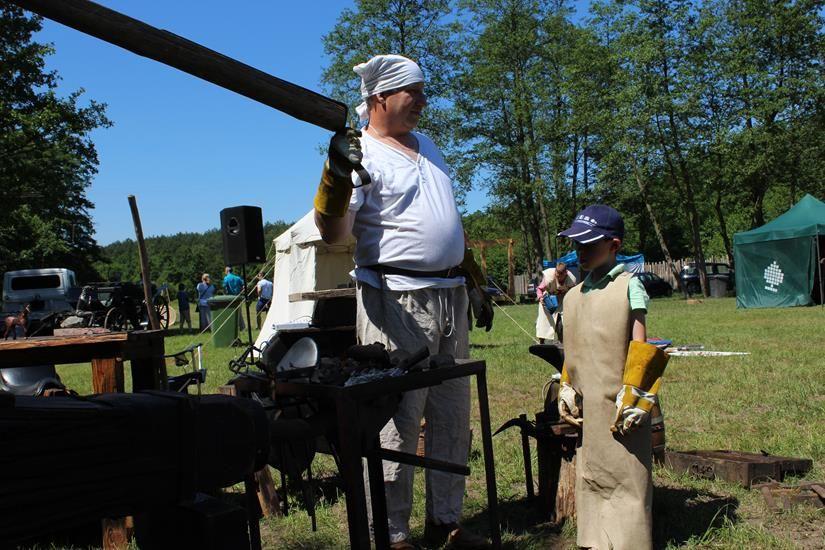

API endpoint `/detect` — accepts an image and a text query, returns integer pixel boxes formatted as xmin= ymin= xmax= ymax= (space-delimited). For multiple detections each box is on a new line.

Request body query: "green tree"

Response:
xmin=0 ymin=6 xmax=111 ymax=281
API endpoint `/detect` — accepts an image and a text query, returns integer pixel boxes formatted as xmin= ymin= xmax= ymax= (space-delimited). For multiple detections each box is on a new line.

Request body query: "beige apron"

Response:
xmin=563 ymin=272 xmax=652 ymax=550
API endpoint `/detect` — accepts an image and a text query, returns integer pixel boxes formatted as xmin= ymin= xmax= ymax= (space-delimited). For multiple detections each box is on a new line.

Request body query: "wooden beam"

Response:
xmin=288 ymin=288 xmax=356 ymax=302
xmin=128 ymin=195 xmax=159 ymax=331
xmin=507 ymin=239 xmax=515 ymax=298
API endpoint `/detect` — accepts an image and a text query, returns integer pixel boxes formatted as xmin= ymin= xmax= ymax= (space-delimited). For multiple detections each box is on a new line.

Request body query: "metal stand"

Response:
xmin=241 ymin=264 xmax=254 ymax=345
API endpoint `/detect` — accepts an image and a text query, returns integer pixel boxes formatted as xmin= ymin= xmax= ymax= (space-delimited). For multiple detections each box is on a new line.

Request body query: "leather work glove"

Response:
xmin=468 ymin=286 xmax=494 ymax=332
xmin=611 ymin=340 xmax=669 ymax=435
xmin=558 ymin=365 xmax=583 ymax=428
xmin=313 ymin=128 xmax=364 ymax=217
xmin=461 ymin=248 xmax=494 ymax=331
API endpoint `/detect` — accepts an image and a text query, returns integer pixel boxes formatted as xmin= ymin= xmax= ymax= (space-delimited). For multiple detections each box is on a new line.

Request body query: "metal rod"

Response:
xmin=373 ymin=448 xmax=471 ymax=476
xmin=816 ymin=235 xmax=823 ymax=307
xmin=519 ymin=414 xmax=535 ymax=500
xmin=476 ymin=369 xmax=502 ymax=548
xmin=242 ymin=264 xmax=254 ymax=347
xmin=8 ymin=0 xmax=348 ymax=131
xmin=244 ymin=475 xmax=262 ymax=550
xmin=367 ymin=438 xmax=390 ymax=550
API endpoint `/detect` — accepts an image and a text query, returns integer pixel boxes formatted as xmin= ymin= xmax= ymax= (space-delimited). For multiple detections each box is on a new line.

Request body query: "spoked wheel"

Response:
xmin=104 ymin=308 xmax=127 ymax=331
xmin=154 ymin=302 xmax=170 ymax=330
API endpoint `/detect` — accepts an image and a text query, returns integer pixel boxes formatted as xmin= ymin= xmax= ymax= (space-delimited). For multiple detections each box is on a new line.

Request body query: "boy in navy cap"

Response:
xmin=556 ymin=205 xmax=668 ymax=550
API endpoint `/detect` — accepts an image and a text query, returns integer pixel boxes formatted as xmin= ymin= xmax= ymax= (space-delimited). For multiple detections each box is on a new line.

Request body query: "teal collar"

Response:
xmin=582 ymin=263 xmax=626 ymax=289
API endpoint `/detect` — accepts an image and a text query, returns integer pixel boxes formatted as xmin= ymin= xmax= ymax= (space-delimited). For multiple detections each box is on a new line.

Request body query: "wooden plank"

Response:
xmin=54 ymin=327 xmax=112 ymax=337
xmin=8 ymin=0 xmax=348 ymax=132
xmin=289 ymin=288 xmax=356 ymax=302
xmin=128 ymin=195 xmax=159 ymax=331
xmin=92 ymin=357 xmax=125 ymax=393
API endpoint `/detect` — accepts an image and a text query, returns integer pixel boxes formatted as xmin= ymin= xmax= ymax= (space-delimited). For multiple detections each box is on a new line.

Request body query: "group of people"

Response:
xmin=313 ymin=54 xmax=667 ymax=549
xmin=174 ymin=267 xmax=273 ymax=332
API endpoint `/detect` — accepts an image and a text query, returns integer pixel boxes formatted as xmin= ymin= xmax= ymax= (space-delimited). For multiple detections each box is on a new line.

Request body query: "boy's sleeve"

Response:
xmin=628 ymin=276 xmax=650 ymax=311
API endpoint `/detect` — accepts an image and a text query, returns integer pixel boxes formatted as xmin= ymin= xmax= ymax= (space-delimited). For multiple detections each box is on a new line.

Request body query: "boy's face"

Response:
xmin=576 ymin=237 xmax=621 ymax=271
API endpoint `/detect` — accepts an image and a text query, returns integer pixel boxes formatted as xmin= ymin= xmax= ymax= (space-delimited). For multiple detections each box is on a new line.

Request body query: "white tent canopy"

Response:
xmin=254 ymin=210 xmax=355 ymax=349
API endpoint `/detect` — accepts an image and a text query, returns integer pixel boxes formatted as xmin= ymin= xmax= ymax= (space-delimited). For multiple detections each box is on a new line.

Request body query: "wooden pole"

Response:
xmin=479 ymin=246 xmax=488 ymax=280
xmin=7 ymin=0 xmax=347 ymax=132
xmin=128 ymin=195 xmax=159 ymax=330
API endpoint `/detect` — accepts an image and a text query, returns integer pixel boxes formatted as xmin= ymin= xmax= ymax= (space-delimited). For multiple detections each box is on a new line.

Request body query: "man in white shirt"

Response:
xmin=314 ymin=54 xmax=491 ymax=549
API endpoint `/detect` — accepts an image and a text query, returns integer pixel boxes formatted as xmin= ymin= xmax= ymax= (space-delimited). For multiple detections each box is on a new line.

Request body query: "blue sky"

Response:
xmin=34 ymin=0 xmax=588 ymax=244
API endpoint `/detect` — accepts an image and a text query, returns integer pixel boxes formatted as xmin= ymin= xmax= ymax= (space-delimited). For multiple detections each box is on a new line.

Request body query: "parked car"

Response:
xmin=635 ymin=272 xmax=673 ymax=298
xmin=2 ymin=268 xmax=81 ymax=336
xmin=680 ymin=262 xmax=735 ymax=294
xmin=484 ymin=276 xmax=507 ymax=302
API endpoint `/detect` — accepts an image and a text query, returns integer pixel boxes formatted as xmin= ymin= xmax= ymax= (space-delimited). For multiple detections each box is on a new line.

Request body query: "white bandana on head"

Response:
xmin=353 ymin=54 xmax=425 ymax=122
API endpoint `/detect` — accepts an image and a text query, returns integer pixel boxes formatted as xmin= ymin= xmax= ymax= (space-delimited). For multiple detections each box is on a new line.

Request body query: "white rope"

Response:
xmin=482 ymin=276 xmax=538 ymax=344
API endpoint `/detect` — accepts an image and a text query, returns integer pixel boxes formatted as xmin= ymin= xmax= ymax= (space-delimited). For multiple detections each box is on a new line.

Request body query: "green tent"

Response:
xmin=733 ymin=194 xmax=825 ymax=308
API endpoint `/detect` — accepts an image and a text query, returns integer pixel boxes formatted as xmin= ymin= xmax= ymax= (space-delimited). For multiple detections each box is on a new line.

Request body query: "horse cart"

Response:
xmin=61 ymin=282 xmax=171 ymax=331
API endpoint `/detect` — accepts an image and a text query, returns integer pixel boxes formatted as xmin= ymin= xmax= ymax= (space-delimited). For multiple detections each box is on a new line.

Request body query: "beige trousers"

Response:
xmin=356 ymin=281 xmax=470 ymax=543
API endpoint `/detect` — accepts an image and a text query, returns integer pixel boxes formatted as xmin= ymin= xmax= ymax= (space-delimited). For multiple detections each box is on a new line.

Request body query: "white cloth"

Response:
xmin=353 ymin=54 xmax=425 ymax=122
xmin=348 ymin=131 xmax=465 ymax=291
xmin=256 ymin=278 xmax=273 ymax=300
xmin=356 ymin=282 xmax=470 ymax=544
xmin=535 ymin=268 xmax=576 ymax=340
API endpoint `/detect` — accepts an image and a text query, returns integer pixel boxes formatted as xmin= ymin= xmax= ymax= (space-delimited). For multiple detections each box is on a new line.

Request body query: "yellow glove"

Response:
xmin=313 ymin=128 xmax=363 ymax=217
xmin=558 ymin=365 xmax=582 ymax=427
xmin=611 ymin=341 xmax=669 ymax=435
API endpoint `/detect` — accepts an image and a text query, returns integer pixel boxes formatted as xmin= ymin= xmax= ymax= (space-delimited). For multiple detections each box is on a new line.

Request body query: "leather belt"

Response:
xmin=364 ymin=264 xmax=463 ymax=279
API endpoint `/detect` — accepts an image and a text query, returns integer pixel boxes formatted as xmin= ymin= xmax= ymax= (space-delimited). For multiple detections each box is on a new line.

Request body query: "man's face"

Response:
xmin=556 ymin=266 xmax=567 ymax=280
xmin=382 ymin=82 xmax=427 ymax=131
xmin=576 ymin=238 xmax=620 ymax=271
xmin=225 ymin=267 xmax=231 ymax=275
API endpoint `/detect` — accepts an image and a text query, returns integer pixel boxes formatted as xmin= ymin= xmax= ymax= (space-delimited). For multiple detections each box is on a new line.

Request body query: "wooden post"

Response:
xmin=507 ymin=239 xmax=515 ymax=298
xmin=91 ymin=357 xmax=125 ymax=393
xmin=479 ymin=245 xmax=488 ymax=280
xmin=127 ymin=195 xmax=159 ymax=330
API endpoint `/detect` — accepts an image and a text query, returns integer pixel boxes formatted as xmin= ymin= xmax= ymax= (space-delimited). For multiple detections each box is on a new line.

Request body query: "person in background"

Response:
xmin=535 ymin=262 xmax=576 ymax=343
xmin=196 ymin=273 xmax=215 ymax=331
xmin=176 ymin=283 xmax=192 ymax=332
xmin=255 ymin=272 xmax=273 ymax=329
xmin=222 ymin=266 xmax=246 ymax=331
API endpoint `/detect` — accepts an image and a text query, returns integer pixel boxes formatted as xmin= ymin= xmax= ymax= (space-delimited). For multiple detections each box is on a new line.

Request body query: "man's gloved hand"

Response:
xmin=313 ymin=128 xmax=363 ymax=217
xmin=611 ymin=341 xmax=669 ymax=435
xmin=461 ymin=248 xmax=494 ymax=331
xmin=558 ymin=365 xmax=583 ymax=427
xmin=468 ymin=286 xmax=494 ymax=332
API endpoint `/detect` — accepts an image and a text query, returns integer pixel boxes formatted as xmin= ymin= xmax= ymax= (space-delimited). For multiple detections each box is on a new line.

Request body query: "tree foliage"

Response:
xmin=0 ymin=6 xmax=111 ymax=281
xmin=322 ymin=0 xmax=824 ymax=295
xmin=95 ymin=221 xmax=291 ymax=292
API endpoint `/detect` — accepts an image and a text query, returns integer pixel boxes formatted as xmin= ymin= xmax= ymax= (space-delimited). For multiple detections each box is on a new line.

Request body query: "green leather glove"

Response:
xmin=314 ymin=128 xmax=364 ymax=217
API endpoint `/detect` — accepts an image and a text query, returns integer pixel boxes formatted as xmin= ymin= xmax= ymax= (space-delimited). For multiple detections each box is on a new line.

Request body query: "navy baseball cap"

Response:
xmin=558 ymin=204 xmax=625 ymax=243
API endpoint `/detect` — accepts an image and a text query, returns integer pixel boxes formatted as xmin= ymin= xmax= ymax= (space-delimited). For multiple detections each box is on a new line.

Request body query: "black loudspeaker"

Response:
xmin=220 ymin=206 xmax=266 ymax=265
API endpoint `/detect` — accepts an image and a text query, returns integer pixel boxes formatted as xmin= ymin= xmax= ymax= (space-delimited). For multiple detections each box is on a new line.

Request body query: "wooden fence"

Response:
xmin=643 ymin=256 xmax=729 ymax=289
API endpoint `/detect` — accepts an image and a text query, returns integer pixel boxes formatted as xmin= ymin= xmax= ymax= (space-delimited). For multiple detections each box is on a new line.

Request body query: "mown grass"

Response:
xmin=52 ymin=298 xmax=825 ymax=549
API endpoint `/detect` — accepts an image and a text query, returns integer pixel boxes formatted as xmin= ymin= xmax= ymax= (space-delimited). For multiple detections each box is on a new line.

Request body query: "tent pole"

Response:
xmin=817 ymin=235 xmax=823 ymax=307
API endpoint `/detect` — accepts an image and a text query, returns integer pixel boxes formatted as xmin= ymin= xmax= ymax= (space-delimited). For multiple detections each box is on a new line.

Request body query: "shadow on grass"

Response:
xmin=454 ymin=496 xmax=569 ymax=549
xmin=653 ymin=484 xmax=738 ymax=549
xmin=470 ymin=343 xmax=506 ymax=349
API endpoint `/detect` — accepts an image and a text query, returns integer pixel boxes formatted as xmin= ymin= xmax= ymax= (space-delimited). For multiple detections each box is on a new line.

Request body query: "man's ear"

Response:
xmin=611 ymin=238 xmax=622 ymax=253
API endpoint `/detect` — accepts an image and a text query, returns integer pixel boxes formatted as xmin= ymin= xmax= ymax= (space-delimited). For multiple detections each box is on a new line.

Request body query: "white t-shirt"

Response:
xmin=348 ymin=131 xmax=465 ymax=291
xmin=256 ymin=278 xmax=273 ymax=300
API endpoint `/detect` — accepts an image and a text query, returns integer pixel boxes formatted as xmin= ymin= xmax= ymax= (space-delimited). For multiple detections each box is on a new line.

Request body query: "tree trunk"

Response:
xmin=632 ymin=158 xmax=684 ymax=294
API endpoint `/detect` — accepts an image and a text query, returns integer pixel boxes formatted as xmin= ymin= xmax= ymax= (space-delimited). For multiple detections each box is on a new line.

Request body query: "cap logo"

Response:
xmin=576 ymin=214 xmax=598 ymax=227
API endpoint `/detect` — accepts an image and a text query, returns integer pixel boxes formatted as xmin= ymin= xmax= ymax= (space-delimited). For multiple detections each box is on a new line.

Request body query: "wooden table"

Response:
xmin=0 ymin=329 xmax=167 ymax=548
xmin=274 ymin=359 xmax=501 ymax=549
xmin=0 ymin=330 xmax=167 ymax=393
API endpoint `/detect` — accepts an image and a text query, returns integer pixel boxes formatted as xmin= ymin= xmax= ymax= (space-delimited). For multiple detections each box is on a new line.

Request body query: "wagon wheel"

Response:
xmin=104 ymin=308 xmax=127 ymax=331
xmin=154 ymin=302 xmax=170 ymax=330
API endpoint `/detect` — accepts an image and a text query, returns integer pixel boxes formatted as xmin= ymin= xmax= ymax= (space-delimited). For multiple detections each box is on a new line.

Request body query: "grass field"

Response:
xmin=53 ymin=298 xmax=825 ymax=549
